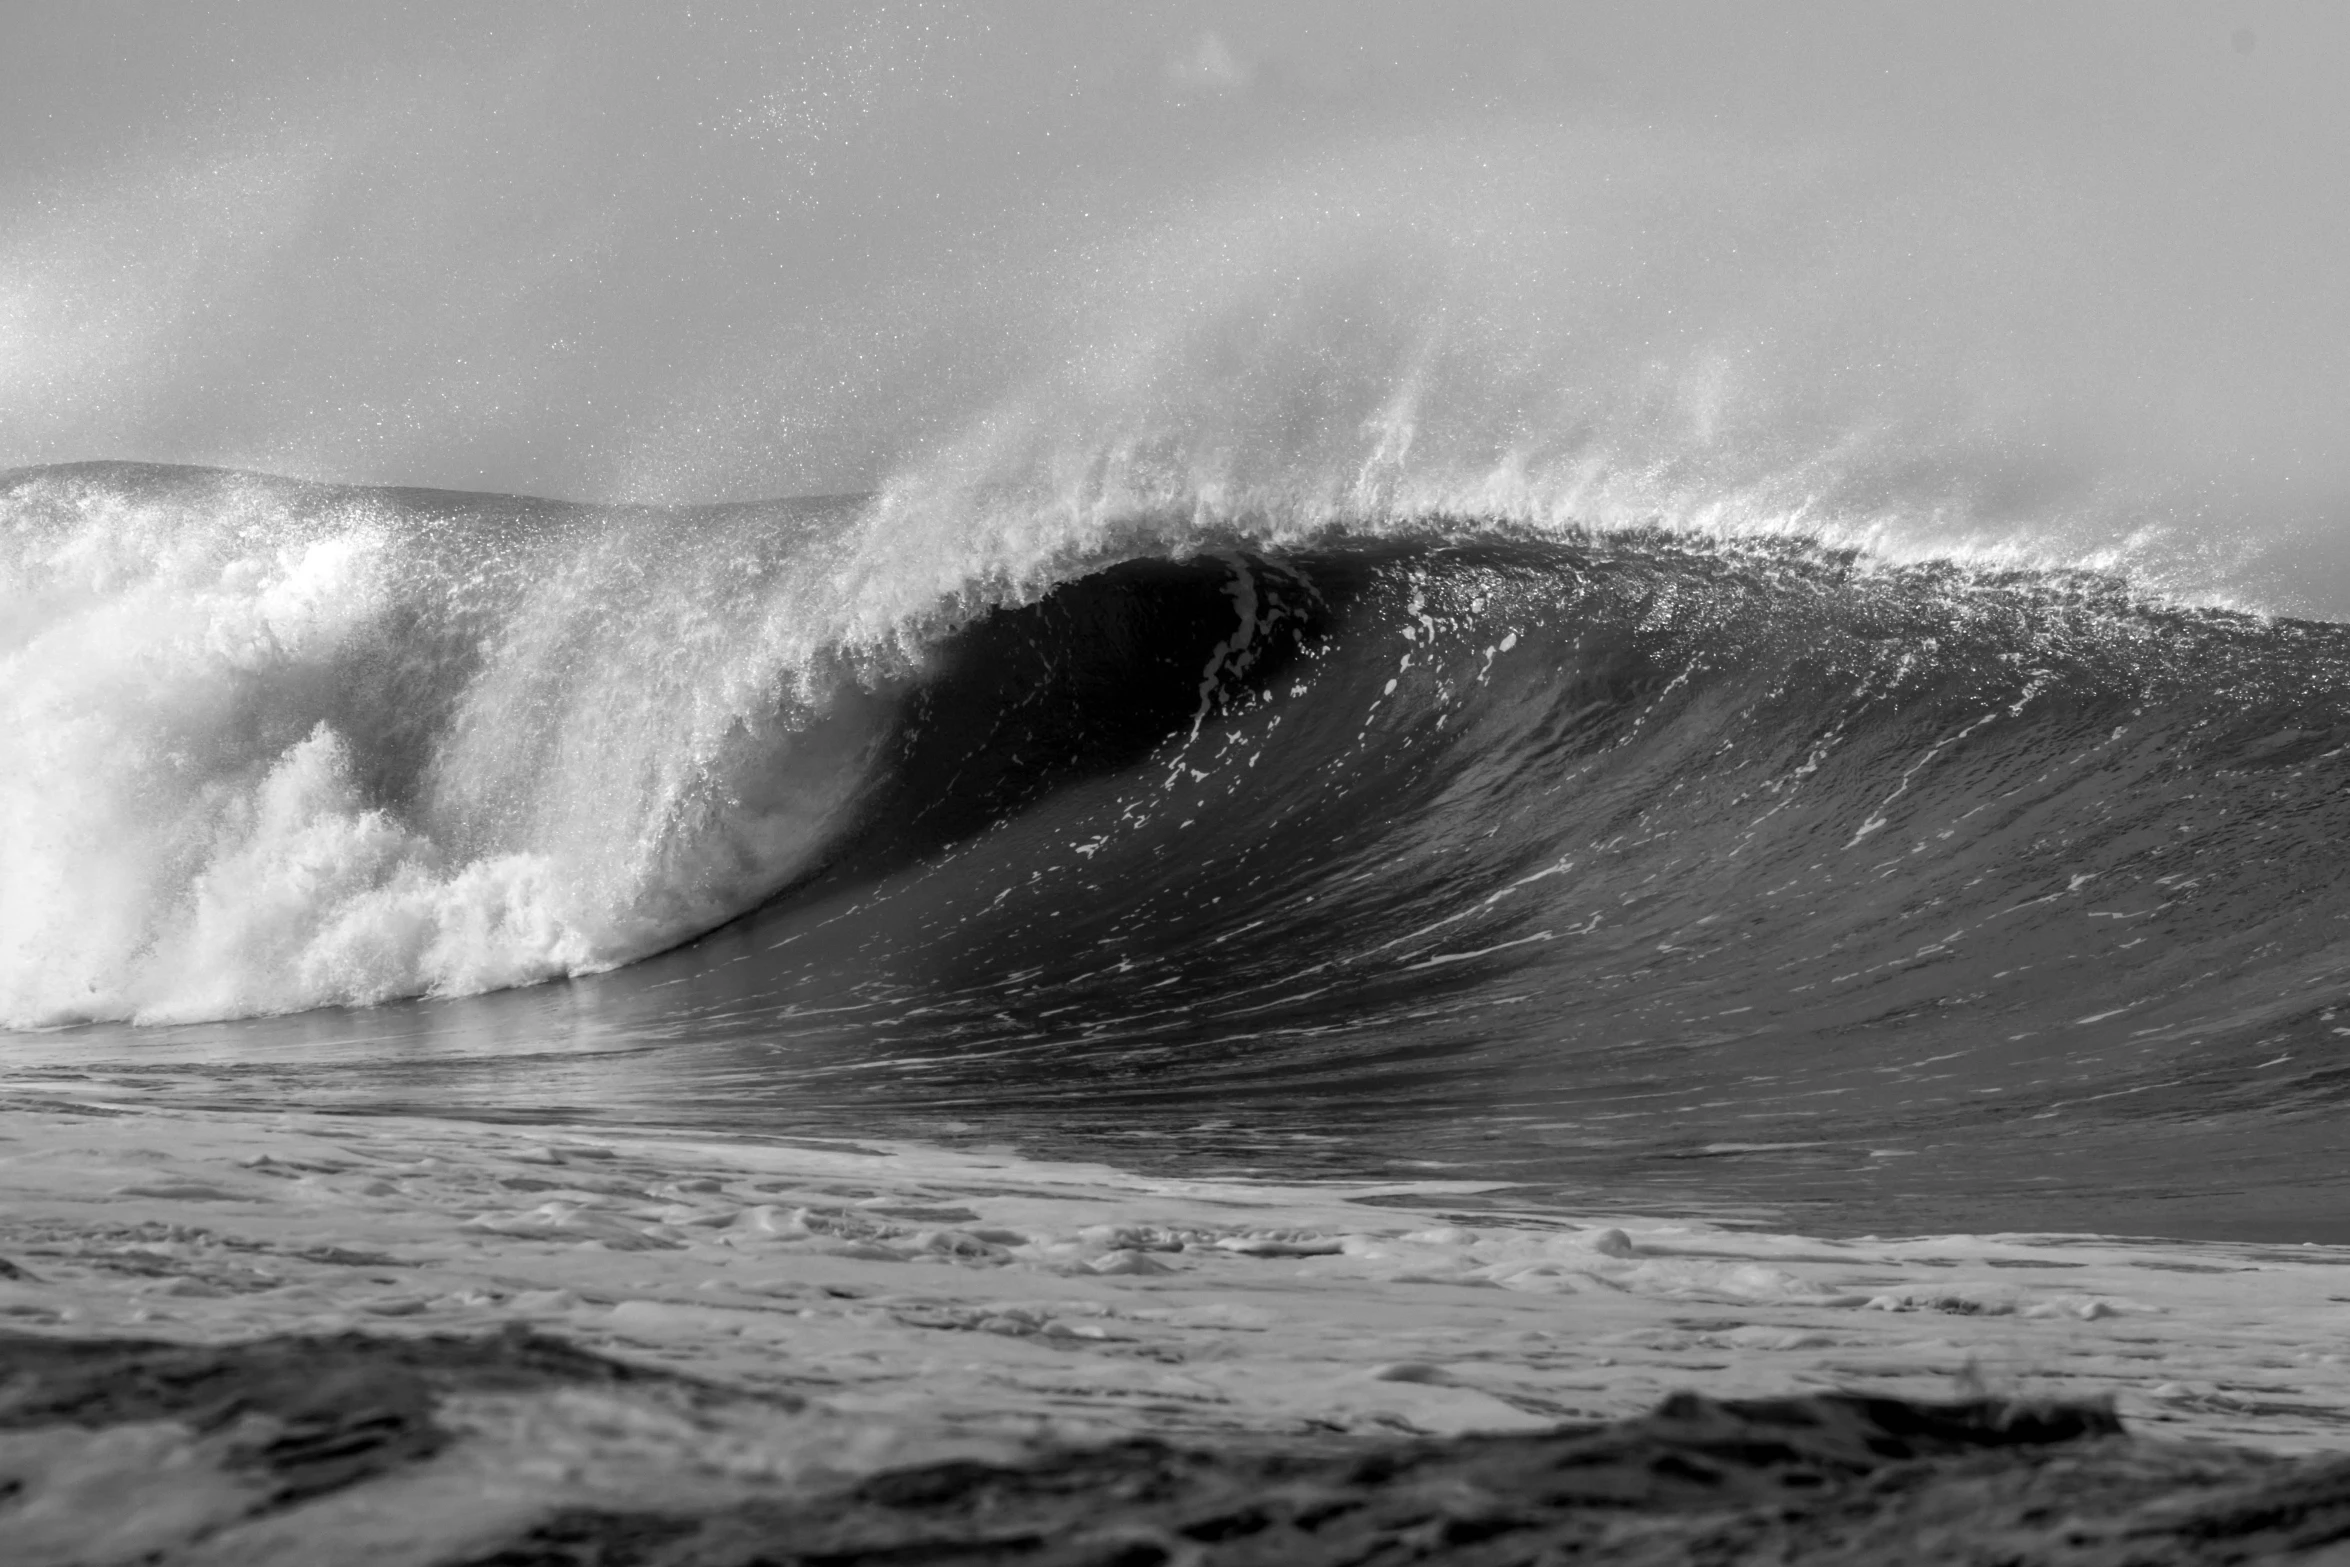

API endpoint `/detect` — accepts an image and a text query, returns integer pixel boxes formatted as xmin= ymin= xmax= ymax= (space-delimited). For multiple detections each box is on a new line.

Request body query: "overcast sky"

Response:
xmin=2 ymin=2 xmax=2344 ymax=564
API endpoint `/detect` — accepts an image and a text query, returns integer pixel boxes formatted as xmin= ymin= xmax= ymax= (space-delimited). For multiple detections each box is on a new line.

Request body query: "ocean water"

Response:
xmin=8 ymin=458 xmax=2350 ymax=1242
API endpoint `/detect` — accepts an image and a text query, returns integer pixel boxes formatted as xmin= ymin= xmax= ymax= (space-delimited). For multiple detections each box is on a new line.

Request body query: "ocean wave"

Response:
xmin=5 ymin=459 xmax=2347 ymax=1078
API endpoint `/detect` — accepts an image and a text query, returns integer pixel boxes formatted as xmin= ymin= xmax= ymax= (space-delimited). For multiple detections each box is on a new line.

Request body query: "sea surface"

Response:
xmin=8 ymin=459 xmax=2350 ymax=1242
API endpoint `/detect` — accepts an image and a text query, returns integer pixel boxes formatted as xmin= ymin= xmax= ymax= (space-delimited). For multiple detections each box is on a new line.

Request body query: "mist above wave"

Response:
xmin=866 ymin=125 xmax=2337 ymax=619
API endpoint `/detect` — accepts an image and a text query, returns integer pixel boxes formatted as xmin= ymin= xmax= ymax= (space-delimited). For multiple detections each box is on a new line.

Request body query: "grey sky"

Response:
xmin=2 ymin=2 xmax=2344 ymax=584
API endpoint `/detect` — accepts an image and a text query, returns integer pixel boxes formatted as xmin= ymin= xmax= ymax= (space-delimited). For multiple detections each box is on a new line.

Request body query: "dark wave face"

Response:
xmin=10 ymin=463 xmax=2350 ymax=1239
xmin=624 ymin=536 xmax=2350 ymax=1238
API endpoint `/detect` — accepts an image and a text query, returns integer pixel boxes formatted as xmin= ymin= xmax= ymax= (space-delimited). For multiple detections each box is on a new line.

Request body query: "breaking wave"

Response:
xmin=8 ymin=456 xmax=2350 ymax=1113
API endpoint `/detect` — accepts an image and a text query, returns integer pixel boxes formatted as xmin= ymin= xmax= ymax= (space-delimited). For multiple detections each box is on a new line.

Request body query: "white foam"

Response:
xmin=7 ymin=1094 xmax=2348 ymax=1452
xmin=0 ymin=473 xmax=899 ymax=1027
